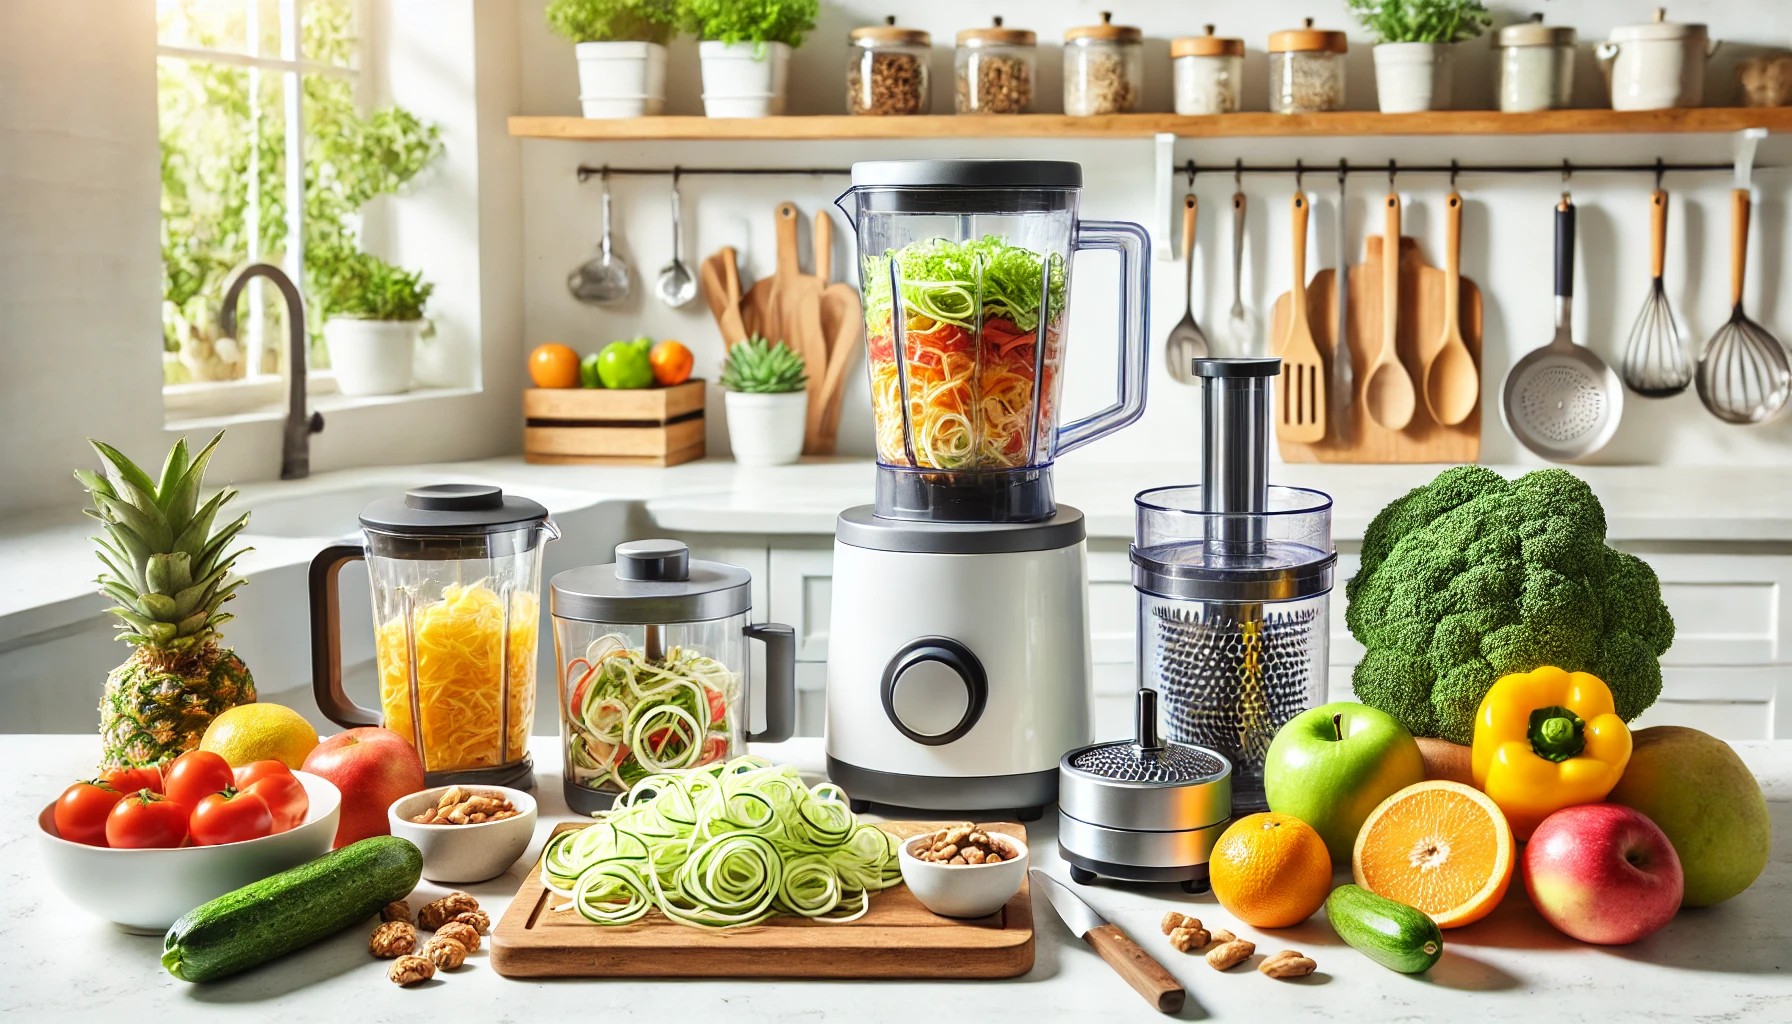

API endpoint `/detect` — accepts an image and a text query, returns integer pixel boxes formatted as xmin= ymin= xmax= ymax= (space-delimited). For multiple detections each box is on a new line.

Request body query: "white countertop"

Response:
xmin=6 ymin=734 xmax=1790 ymax=1022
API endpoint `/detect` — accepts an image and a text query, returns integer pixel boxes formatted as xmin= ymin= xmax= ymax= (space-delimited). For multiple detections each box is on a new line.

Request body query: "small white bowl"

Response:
xmin=36 ymin=771 xmax=342 ymax=934
xmin=897 ymin=830 xmax=1029 ymax=919
xmin=388 ymin=784 xmax=537 ymax=884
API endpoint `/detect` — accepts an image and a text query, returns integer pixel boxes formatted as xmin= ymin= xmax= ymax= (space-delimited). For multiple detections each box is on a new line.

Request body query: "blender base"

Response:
xmin=425 ymin=754 xmax=534 ymax=792
xmin=828 ymin=755 xmax=1055 ymax=821
xmin=1062 ymin=850 xmax=1213 ymax=894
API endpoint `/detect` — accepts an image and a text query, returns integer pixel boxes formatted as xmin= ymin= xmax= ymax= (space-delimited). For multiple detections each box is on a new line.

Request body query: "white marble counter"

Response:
xmin=5 ymin=734 xmax=1789 ymax=1023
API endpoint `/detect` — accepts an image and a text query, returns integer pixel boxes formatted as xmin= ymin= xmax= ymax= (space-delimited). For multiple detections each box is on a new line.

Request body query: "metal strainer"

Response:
xmin=1502 ymin=198 xmax=1623 ymax=461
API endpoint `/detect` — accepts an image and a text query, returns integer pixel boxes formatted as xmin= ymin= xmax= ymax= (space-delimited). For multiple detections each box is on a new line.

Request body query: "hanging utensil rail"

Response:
xmin=577 ymin=165 xmax=851 ymax=181
xmin=1180 ymin=157 xmax=1750 ymax=185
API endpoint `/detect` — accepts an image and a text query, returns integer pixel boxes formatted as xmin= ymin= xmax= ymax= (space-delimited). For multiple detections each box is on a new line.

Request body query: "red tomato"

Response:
xmin=102 ymin=765 xmax=162 ymax=795
xmin=242 ymin=773 xmax=309 ymax=833
xmin=106 ymin=790 xmax=189 ymax=849
xmin=190 ymin=788 xmax=274 ymax=846
xmin=704 ymin=687 xmax=727 ymax=726
xmin=54 ymin=780 xmax=125 ymax=846
xmin=233 ymin=759 xmax=294 ymax=790
xmin=699 ymin=735 xmax=729 ymax=765
xmin=164 ymin=750 xmax=235 ymax=811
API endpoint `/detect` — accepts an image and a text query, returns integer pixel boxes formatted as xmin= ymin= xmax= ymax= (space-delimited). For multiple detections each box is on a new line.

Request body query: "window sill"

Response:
xmin=164 ymin=373 xmax=341 ymax=422
xmin=165 ymin=384 xmax=481 ymax=432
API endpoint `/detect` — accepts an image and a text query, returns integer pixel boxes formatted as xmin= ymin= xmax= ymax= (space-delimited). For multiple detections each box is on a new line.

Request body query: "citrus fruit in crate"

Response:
xmin=199 ymin=703 xmax=319 ymax=769
xmin=650 ymin=340 xmax=694 ymax=386
xmin=1209 ymin=811 xmax=1333 ymax=928
xmin=529 ymin=343 xmax=581 ymax=388
xmin=1352 ymin=780 xmax=1514 ymax=928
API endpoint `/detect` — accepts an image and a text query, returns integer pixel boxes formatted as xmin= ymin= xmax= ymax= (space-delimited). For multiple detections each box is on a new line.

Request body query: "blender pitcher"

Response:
xmin=836 ymin=159 xmax=1150 ymax=521
xmin=309 ymin=484 xmax=558 ymax=789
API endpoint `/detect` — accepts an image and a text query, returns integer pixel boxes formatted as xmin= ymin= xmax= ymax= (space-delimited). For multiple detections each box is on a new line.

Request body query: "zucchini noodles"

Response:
xmin=542 ymin=757 xmax=903 ymax=929
xmin=563 ymin=634 xmax=738 ymax=797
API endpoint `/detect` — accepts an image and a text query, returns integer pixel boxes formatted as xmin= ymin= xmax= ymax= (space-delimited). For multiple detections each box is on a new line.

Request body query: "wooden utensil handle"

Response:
xmin=1181 ymin=195 xmax=1197 ymax=264
xmin=1085 ymin=924 xmax=1186 ymax=1015
xmin=1732 ymin=188 xmax=1750 ymax=306
xmin=815 ymin=211 xmax=832 ymax=283
xmin=1443 ymin=192 xmax=1462 ymax=322
xmin=776 ymin=202 xmax=800 ymax=273
xmin=1290 ymin=191 xmax=1309 ymax=298
xmin=1382 ymin=193 xmax=1400 ymax=355
xmin=1650 ymin=189 xmax=1668 ymax=280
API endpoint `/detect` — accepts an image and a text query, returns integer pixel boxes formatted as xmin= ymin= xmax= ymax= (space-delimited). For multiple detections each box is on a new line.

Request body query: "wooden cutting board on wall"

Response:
xmin=490 ymin=820 xmax=1034 ymax=979
xmin=1271 ymin=235 xmax=1483 ymax=463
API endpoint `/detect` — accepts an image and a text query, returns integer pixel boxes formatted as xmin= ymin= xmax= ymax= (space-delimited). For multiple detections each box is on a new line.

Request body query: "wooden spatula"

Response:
xmin=814 ymin=211 xmax=863 ymax=453
xmin=699 ymin=246 xmax=748 ymax=348
xmin=1276 ymin=190 xmax=1327 ymax=443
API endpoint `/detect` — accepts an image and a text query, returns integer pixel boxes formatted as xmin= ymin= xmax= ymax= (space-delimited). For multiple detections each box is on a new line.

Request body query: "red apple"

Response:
xmin=1523 ymin=803 xmax=1683 ymax=945
xmin=301 ymin=727 xmax=425 ymax=848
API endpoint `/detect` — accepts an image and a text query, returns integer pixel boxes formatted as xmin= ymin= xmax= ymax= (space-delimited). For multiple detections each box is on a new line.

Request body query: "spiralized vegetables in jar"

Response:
xmin=563 ymin=634 xmax=739 ymax=796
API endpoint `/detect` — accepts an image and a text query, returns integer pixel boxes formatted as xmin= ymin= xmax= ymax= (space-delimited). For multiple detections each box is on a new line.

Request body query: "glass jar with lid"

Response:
xmin=1492 ymin=14 xmax=1576 ymax=112
xmin=1268 ymin=18 xmax=1349 ymax=113
xmin=847 ymin=16 xmax=931 ymax=116
xmin=1064 ymin=11 xmax=1143 ymax=116
xmin=1172 ymin=25 xmax=1245 ymax=114
xmin=955 ymin=17 xmax=1035 ymax=114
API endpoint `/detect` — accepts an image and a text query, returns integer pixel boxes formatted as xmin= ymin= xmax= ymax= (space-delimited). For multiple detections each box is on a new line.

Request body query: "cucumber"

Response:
xmin=162 ymin=835 xmax=423 ymax=983
xmin=1326 ymin=884 xmax=1443 ymax=974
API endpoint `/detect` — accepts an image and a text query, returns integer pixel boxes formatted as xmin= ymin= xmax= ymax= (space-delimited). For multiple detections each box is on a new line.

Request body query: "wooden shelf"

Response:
xmin=510 ymin=108 xmax=1790 ymax=142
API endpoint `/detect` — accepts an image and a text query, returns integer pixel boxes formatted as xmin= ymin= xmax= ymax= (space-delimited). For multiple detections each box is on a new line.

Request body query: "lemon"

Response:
xmin=200 ymin=703 xmax=320 ymax=769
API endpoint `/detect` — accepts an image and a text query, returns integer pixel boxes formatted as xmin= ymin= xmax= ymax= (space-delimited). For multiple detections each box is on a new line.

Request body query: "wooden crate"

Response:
xmin=523 ymin=380 xmax=706 ymax=467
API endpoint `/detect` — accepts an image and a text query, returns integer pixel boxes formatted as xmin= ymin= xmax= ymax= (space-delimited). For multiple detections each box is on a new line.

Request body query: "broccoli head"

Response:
xmin=1344 ymin=466 xmax=1674 ymax=745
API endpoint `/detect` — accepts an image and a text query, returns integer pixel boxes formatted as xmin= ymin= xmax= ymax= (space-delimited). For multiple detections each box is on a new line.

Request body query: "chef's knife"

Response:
xmin=1029 ymin=870 xmax=1186 ymax=1014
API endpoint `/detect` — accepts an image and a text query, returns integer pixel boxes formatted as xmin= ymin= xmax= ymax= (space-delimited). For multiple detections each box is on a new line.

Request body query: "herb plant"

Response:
xmin=720 ymin=335 xmax=807 ymax=394
xmin=545 ymin=0 xmax=676 ymax=45
xmin=1346 ymin=0 xmax=1491 ymax=44
xmin=316 ymin=252 xmax=433 ymax=322
xmin=678 ymin=0 xmax=819 ymax=49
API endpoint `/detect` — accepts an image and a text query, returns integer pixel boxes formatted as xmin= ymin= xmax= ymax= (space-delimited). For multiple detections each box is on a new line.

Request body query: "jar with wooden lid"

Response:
xmin=955 ymin=17 xmax=1036 ymax=114
xmin=1064 ymin=12 xmax=1143 ymax=116
xmin=1172 ymin=25 xmax=1244 ymax=114
xmin=1268 ymin=17 xmax=1348 ymax=113
xmin=848 ymin=16 xmax=931 ymax=116
xmin=1492 ymin=15 xmax=1575 ymax=112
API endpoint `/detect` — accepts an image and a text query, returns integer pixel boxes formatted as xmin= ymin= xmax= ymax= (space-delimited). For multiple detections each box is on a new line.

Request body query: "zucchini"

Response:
xmin=162 ymin=835 xmax=423 ymax=982
xmin=1326 ymin=884 xmax=1443 ymax=974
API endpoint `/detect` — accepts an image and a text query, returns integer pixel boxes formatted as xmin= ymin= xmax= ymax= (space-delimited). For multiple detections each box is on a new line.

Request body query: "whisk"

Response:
xmin=1695 ymin=189 xmax=1791 ymax=424
xmin=1620 ymin=190 xmax=1692 ymax=397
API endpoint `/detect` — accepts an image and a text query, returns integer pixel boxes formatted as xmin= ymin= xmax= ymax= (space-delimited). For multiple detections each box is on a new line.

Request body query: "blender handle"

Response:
xmin=744 ymin=622 xmax=796 ymax=744
xmin=308 ymin=542 xmax=382 ymax=728
xmin=1056 ymin=219 xmax=1151 ymax=457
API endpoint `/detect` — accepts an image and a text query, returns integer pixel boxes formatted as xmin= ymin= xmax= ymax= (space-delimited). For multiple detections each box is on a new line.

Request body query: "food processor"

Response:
xmin=826 ymin=159 xmax=1150 ymax=817
xmin=547 ymin=539 xmax=796 ymax=814
xmin=309 ymin=484 xmax=559 ymax=789
xmin=1134 ymin=358 xmax=1335 ymax=812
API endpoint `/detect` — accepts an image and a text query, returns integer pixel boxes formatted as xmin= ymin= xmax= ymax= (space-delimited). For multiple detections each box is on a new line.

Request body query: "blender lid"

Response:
xmin=551 ymin=539 xmax=751 ymax=624
xmin=848 ymin=159 xmax=1082 ymax=190
xmin=359 ymin=483 xmax=549 ymax=536
xmin=836 ymin=504 xmax=1085 ymax=554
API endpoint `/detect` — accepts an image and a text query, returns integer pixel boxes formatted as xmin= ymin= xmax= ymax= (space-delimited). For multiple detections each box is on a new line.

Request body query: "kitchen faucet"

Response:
xmin=219 ymin=263 xmax=324 ymax=480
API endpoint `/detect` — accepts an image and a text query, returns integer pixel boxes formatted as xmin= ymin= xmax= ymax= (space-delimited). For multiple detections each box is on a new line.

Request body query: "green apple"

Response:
xmin=1265 ymin=702 xmax=1426 ymax=862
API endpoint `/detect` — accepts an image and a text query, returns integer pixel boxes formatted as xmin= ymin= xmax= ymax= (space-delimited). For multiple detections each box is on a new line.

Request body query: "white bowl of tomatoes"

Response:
xmin=36 ymin=753 xmax=341 ymax=933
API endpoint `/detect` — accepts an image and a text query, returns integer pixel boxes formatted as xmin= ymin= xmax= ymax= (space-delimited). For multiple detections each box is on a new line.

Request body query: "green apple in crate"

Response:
xmin=1265 ymin=702 xmax=1426 ymax=862
xmin=78 ymin=432 xmax=256 ymax=768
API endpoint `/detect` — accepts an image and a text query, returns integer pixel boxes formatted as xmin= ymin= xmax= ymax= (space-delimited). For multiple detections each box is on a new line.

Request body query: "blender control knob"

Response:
xmin=880 ymin=637 xmax=987 ymax=746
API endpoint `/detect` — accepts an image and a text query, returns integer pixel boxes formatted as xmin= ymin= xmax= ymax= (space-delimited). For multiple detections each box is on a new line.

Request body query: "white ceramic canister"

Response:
xmin=574 ymin=41 xmax=667 ymax=118
xmin=1597 ymin=8 xmax=1719 ymax=111
xmin=323 ymin=318 xmax=419 ymax=396
xmin=1171 ymin=25 xmax=1244 ymax=115
xmin=1373 ymin=41 xmax=1453 ymax=113
xmin=1492 ymin=16 xmax=1576 ymax=112
xmin=699 ymin=40 xmax=792 ymax=118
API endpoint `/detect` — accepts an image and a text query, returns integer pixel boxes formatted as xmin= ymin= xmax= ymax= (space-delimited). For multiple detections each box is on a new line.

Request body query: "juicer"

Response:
xmin=825 ymin=159 xmax=1150 ymax=817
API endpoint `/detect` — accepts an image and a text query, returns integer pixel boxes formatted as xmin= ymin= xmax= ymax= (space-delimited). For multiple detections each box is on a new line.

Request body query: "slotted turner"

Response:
xmin=1275 ymin=191 xmax=1325 ymax=442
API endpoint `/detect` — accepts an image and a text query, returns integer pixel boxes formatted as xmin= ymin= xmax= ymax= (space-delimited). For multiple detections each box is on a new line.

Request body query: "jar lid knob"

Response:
xmin=615 ymin=539 xmax=690 ymax=582
xmin=1204 ymin=23 xmax=1215 ymax=36
xmin=993 ymin=15 xmax=1003 ymax=26
xmin=1303 ymin=16 xmax=1314 ymax=28
xmin=884 ymin=14 xmax=894 ymax=25
xmin=1530 ymin=12 xmax=1544 ymax=22
xmin=1653 ymin=7 xmax=1666 ymax=22
xmin=1101 ymin=11 xmax=1113 ymax=25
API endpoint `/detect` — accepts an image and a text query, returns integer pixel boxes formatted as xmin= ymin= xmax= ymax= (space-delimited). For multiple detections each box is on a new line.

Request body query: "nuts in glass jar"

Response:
xmin=849 ymin=52 xmax=925 ymax=115
xmin=1068 ymin=52 xmax=1138 ymax=115
xmin=955 ymin=17 xmax=1034 ymax=114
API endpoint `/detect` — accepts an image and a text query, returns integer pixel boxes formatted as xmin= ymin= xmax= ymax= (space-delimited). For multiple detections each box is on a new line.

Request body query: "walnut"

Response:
xmin=413 ymin=789 xmax=519 ymax=826
xmin=381 ymin=901 xmax=412 ymax=924
xmin=1160 ymin=911 xmax=1189 ymax=935
xmin=1260 ymin=949 xmax=1317 ymax=979
xmin=424 ymin=936 xmax=468 ymax=971
xmin=1210 ymin=928 xmax=1236 ymax=945
xmin=450 ymin=909 xmax=491 ymax=933
xmin=1167 ymin=925 xmax=1211 ymax=953
xmin=434 ymin=920 xmax=481 ymax=953
xmin=419 ymin=892 xmax=480 ymax=930
xmin=388 ymin=954 xmax=435 ymax=986
xmin=913 ymin=824 xmax=1009 ymax=865
xmin=1205 ymin=939 xmax=1255 ymax=971
xmin=368 ymin=921 xmax=417 ymax=958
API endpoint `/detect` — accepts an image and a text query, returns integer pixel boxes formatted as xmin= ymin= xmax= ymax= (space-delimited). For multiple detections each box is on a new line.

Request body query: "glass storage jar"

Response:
xmin=955 ymin=17 xmax=1035 ymax=114
xmin=1268 ymin=18 xmax=1348 ymax=113
xmin=847 ymin=16 xmax=931 ymax=116
xmin=1172 ymin=25 xmax=1245 ymax=114
xmin=1492 ymin=14 xmax=1576 ymax=112
xmin=1064 ymin=11 xmax=1143 ymax=116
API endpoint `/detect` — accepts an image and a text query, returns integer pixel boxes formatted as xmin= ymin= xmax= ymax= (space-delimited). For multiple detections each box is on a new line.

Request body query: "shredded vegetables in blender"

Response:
xmin=564 ymin=634 xmax=739 ymax=793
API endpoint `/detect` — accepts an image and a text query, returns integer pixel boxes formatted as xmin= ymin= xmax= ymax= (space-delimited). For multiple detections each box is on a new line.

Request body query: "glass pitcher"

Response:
xmin=309 ymin=484 xmax=558 ymax=788
xmin=836 ymin=159 xmax=1150 ymax=521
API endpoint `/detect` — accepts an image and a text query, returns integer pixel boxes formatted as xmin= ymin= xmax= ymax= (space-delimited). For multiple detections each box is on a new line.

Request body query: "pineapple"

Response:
xmin=78 ymin=432 xmax=256 ymax=768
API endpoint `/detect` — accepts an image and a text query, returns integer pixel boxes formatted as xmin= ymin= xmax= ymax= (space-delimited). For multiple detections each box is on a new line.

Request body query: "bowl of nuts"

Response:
xmin=387 ymin=785 xmax=536 ymax=884
xmin=897 ymin=823 xmax=1029 ymax=919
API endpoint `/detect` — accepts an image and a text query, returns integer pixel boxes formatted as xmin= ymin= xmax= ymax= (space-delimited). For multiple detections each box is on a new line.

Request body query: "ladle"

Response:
xmin=1424 ymin=192 xmax=1479 ymax=425
xmin=1362 ymin=192 xmax=1416 ymax=430
xmin=654 ymin=172 xmax=697 ymax=308
xmin=567 ymin=173 xmax=632 ymax=305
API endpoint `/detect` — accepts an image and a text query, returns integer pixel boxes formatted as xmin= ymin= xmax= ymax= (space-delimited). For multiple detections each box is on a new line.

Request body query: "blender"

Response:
xmin=827 ymin=159 xmax=1150 ymax=817
xmin=309 ymin=484 xmax=559 ymax=789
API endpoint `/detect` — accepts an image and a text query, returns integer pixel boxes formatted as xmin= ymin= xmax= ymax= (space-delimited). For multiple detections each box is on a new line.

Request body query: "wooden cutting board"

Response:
xmin=1271 ymin=235 xmax=1483 ymax=463
xmin=490 ymin=820 xmax=1034 ymax=979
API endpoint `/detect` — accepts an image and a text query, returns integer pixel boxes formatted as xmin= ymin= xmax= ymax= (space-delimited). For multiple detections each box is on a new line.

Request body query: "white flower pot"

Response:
xmin=725 ymin=390 xmax=806 ymax=466
xmin=699 ymin=40 xmax=790 ymax=118
xmin=1373 ymin=42 xmax=1454 ymax=113
xmin=575 ymin=41 xmax=666 ymax=118
xmin=323 ymin=318 xmax=418 ymax=396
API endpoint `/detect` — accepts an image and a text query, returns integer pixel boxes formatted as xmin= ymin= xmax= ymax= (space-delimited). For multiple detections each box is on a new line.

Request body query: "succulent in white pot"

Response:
xmin=547 ymin=0 xmax=675 ymax=118
xmin=1350 ymin=0 xmax=1491 ymax=113
xmin=720 ymin=335 xmax=808 ymax=466
xmin=317 ymin=253 xmax=433 ymax=396
xmin=681 ymin=0 xmax=818 ymax=117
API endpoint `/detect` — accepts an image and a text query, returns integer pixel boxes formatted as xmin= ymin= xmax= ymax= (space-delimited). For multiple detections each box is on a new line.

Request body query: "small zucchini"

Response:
xmin=1326 ymin=884 xmax=1443 ymax=974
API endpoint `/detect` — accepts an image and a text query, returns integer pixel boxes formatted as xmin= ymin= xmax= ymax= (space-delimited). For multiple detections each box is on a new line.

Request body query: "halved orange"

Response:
xmin=1351 ymin=780 xmax=1514 ymax=928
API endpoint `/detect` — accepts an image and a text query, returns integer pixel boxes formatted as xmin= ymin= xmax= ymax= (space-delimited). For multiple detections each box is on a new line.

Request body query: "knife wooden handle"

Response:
xmin=1084 ymin=924 xmax=1186 ymax=1015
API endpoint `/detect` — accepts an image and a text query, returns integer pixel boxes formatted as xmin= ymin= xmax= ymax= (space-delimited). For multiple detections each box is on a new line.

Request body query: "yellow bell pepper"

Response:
xmin=1470 ymin=666 xmax=1632 ymax=840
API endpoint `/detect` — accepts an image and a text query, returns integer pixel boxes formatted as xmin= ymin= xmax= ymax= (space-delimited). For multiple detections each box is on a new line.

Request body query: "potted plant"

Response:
xmin=720 ymin=335 xmax=807 ymax=465
xmin=546 ymin=0 xmax=676 ymax=118
xmin=679 ymin=0 xmax=818 ymax=117
xmin=317 ymin=252 xmax=433 ymax=396
xmin=1348 ymin=0 xmax=1491 ymax=113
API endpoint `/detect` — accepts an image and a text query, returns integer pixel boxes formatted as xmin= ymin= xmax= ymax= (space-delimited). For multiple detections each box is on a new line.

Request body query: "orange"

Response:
xmin=1352 ymin=780 xmax=1514 ymax=929
xmin=1209 ymin=812 xmax=1333 ymax=928
xmin=650 ymin=340 xmax=694 ymax=386
xmin=529 ymin=343 xmax=581 ymax=388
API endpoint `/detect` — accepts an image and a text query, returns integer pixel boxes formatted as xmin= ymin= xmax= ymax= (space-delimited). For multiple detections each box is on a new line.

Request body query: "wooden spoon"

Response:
xmin=814 ymin=211 xmax=863 ymax=452
xmin=699 ymin=246 xmax=748 ymax=348
xmin=1276 ymin=191 xmax=1326 ymax=443
xmin=1362 ymin=192 xmax=1416 ymax=431
xmin=1424 ymin=192 xmax=1478 ymax=426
